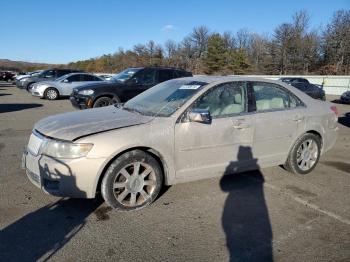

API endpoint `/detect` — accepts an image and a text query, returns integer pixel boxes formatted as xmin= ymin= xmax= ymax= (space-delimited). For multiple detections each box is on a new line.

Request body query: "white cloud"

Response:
xmin=161 ymin=24 xmax=175 ymax=32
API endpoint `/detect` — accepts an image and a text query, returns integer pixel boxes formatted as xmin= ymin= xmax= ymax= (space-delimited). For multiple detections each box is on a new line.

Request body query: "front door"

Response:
xmin=125 ymin=69 xmax=156 ymax=100
xmin=174 ymin=81 xmax=255 ymax=182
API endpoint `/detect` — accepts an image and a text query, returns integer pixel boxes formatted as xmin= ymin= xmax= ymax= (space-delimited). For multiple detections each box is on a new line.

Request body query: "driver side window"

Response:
xmin=193 ymin=82 xmax=247 ymax=118
xmin=42 ymin=70 xmax=55 ymax=78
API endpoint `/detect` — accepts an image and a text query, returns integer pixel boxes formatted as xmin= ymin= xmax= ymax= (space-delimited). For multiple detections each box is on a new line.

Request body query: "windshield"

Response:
xmin=111 ymin=68 xmax=140 ymax=82
xmin=123 ymin=79 xmax=207 ymax=117
xmin=55 ymin=74 xmax=70 ymax=82
xmin=30 ymin=71 xmax=42 ymax=77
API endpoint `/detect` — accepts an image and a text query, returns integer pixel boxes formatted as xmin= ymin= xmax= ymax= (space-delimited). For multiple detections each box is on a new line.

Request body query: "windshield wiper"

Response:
xmin=122 ymin=106 xmax=143 ymax=115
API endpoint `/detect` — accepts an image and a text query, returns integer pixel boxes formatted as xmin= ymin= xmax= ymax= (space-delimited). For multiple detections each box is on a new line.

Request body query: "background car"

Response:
xmin=0 ymin=71 xmax=16 ymax=82
xmin=14 ymin=70 xmax=43 ymax=81
xmin=30 ymin=73 xmax=104 ymax=100
xmin=16 ymin=68 xmax=82 ymax=90
xmin=340 ymin=90 xmax=350 ymax=104
xmin=70 ymin=67 xmax=192 ymax=109
xmin=279 ymin=77 xmax=326 ymax=100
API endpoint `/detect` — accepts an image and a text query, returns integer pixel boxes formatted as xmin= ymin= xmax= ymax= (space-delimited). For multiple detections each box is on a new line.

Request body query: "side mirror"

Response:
xmin=188 ymin=109 xmax=212 ymax=124
xmin=62 ymin=79 xmax=70 ymax=83
xmin=130 ymin=77 xmax=138 ymax=85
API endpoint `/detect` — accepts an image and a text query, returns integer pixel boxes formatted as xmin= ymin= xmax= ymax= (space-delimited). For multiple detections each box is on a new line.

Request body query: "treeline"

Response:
xmin=67 ymin=9 xmax=350 ymax=75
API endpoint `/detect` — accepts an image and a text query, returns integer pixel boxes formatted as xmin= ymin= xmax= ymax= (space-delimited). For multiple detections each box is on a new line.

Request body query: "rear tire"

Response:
xmin=284 ymin=133 xmax=321 ymax=175
xmin=44 ymin=87 xmax=59 ymax=100
xmin=93 ymin=97 xmax=113 ymax=108
xmin=101 ymin=150 xmax=163 ymax=211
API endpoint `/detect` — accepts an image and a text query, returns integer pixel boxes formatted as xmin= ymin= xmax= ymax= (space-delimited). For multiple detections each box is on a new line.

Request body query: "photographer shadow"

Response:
xmin=221 ymin=146 xmax=273 ymax=262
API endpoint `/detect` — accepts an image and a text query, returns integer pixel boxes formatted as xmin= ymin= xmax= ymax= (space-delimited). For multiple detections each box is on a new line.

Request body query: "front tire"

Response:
xmin=284 ymin=133 xmax=321 ymax=175
xmin=101 ymin=150 xmax=163 ymax=211
xmin=44 ymin=87 xmax=59 ymax=100
xmin=93 ymin=97 xmax=113 ymax=108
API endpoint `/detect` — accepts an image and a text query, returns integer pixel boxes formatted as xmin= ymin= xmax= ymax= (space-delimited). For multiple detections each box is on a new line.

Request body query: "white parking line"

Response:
xmin=263 ymin=181 xmax=350 ymax=226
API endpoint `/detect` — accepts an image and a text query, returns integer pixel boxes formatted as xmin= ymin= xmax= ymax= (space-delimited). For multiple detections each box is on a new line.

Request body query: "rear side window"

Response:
xmin=158 ymin=70 xmax=174 ymax=82
xmin=252 ymin=82 xmax=301 ymax=112
xmin=81 ymin=75 xmax=100 ymax=81
xmin=57 ymin=70 xmax=71 ymax=77
xmin=175 ymin=70 xmax=192 ymax=77
xmin=67 ymin=74 xmax=82 ymax=82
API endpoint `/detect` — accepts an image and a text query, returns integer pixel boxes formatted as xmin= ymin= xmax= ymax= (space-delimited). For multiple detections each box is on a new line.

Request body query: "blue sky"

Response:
xmin=1 ymin=0 xmax=349 ymax=64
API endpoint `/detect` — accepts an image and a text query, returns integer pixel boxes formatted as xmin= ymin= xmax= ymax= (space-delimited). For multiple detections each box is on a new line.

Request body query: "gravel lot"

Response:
xmin=0 ymin=82 xmax=349 ymax=261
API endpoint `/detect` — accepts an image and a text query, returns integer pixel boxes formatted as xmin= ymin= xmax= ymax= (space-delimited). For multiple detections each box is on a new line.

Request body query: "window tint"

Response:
xmin=67 ymin=74 xmax=81 ymax=82
xmin=135 ymin=69 xmax=156 ymax=85
xmin=57 ymin=70 xmax=71 ymax=77
xmin=81 ymin=74 xmax=98 ymax=81
xmin=42 ymin=70 xmax=55 ymax=78
xmin=158 ymin=70 xmax=174 ymax=82
xmin=292 ymin=78 xmax=308 ymax=83
xmin=194 ymin=82 xmax=246 ymax=118
xmin=253 ymin=82 xmax=300 ymax=112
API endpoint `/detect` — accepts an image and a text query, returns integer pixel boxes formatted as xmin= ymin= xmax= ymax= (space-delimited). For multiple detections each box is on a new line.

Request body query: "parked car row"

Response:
xmin=14 ymin=66 xmax=193 ymax=109
xmin=15 ymin=68 xmax=82 ymax=90
xmin=70 ymin=67 xmax=192 ymax=109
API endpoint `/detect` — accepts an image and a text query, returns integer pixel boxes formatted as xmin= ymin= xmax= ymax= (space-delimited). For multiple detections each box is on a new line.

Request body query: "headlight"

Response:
xmin=41 ymin=140 xmax=93 ymax=159
xmin=78 ymin=89 xmax=94 ymax=95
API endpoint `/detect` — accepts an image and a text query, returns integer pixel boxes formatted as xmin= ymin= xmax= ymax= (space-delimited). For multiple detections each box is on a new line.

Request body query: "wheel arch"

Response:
xmin=93 ymin=146 xmax=169 ymax=197
xmin=45 ymin=86 xmax=60 ymax=97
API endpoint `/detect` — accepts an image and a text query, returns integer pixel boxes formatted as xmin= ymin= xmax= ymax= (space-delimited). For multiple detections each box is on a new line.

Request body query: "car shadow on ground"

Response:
xmin=0 ymin=93 xmax=12 ymax=97
xmin=221 ymin=146 xmax=273 ymax=261
xmin=0 ymin=103 xmax=43 ymax=113
xmin=338 ymin=112 xmax=350 ymax=128
xmin=0 ymin=155 xmax=104 ymax=261
xmin=0 ymin=198 xmax=103 ymax=261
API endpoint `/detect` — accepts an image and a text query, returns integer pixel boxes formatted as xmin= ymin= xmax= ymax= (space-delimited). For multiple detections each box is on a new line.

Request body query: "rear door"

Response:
xmin=249 ymin=81 xmax=306 ymax=166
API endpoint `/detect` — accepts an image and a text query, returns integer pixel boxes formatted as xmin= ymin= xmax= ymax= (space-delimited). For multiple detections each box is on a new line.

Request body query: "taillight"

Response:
xmin=330 ymin=105 xmax=339 ymax=117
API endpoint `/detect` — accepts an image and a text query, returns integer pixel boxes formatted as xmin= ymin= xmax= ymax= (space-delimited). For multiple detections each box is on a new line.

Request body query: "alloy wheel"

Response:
xmin=296 ymin=139 xmax=319 ymax=171
xmin=112 ymin=161 xmax=157 ymax=207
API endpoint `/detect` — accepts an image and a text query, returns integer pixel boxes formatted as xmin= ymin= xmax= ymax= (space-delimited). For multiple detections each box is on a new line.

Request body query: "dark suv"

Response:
xmin=70 ymin=67 xmax=192 ymax=109
xmin=279 ymin=77 xmax=326 ymax=101
xmin=16 ymin=68 xmax=82 ymax=90
xmin=0 ymin=71 xmax=16 ymax=82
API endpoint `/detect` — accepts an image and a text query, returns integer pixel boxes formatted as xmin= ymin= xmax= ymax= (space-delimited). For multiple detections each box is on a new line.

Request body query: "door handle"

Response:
xmin=292 ymin=115 xmax=304 ymax=122
xmin=232 ymin=120 xmax=250 ymax=129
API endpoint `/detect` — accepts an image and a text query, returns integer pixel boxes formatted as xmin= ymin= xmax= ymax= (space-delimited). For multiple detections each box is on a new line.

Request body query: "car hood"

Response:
xmin=74 ymin=81 xmax=120 ymax=90
xmin=34 ymin=106 xmax=153 ymax=141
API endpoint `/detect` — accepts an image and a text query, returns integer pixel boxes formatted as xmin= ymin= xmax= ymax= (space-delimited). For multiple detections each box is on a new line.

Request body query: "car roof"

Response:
xmin=127 ymin=66 xmax=189 ymax=71
xmin=175 ymin=75 xmax=284 ymax=84
xmin=62 ymin=72 xmax=96 ymax=77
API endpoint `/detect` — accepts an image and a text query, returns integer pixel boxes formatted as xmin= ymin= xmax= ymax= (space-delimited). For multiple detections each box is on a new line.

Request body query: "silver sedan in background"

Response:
xmin=23 ymin=77 xmax=338 ymax=211
xmin=30 ymin=73 xmax=104 ymax=100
